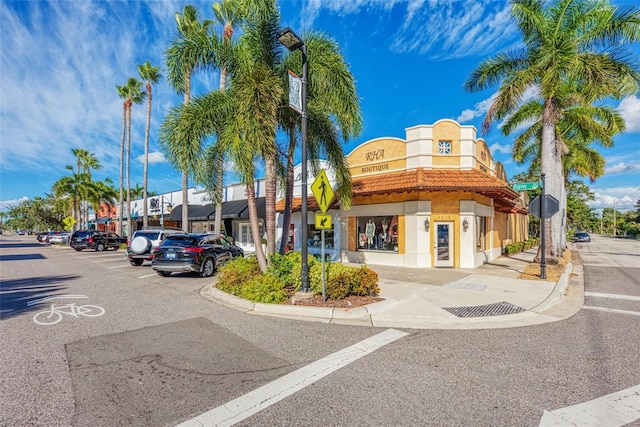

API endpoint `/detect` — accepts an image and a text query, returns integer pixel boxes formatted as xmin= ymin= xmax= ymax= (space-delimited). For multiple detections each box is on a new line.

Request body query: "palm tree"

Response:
xmin=71 ymin=148 xmax=102 ymax=229
xmin=116 ymin=84 xmax=128 ymax=236
xmin=137 ymin=61 xmax=162 ymax=228
xmin=52 ymin=166 xmax=99 ymax=230
xmin=276 ymin=31 xmax=362 ymax=254
xmin=164 ymin=5 xmax=213 ymax=232
xmin=211 ymin=0 xmax=242 ymax=235
xmin=90 ymin=179 xmax=118 ymax=231
xmin=464 ymin=0 xmax=640 ymax=261
xmin=120 ymin=78 xmax=145 ymax=237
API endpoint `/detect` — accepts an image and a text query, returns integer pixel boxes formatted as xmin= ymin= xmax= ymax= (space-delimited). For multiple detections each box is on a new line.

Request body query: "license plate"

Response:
xmin=166 ymin=252 xmax=176 ymax=260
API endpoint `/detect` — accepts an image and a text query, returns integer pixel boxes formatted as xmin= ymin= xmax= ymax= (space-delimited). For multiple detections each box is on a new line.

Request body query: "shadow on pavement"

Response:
xmin=0 ymin=274 xmax=80 ymax=319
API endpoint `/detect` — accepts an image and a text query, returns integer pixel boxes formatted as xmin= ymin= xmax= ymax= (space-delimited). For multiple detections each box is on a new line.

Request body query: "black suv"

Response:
xmin=70 ymin=230 xmax=127 ymax=252
xmin=151 ymin=233 xmax=243 ymax=277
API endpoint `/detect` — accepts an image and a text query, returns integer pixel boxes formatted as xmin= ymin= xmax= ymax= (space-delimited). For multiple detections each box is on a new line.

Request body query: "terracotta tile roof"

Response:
xmin=277 ymin=168 xmax=526 ymax=213
xmin=351 ymin=168 xmax=521 ymax=199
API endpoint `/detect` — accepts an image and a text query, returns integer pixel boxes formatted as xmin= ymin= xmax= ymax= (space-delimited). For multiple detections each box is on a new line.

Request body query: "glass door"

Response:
xmin=434 ymin=222 xmax=454 ymax=267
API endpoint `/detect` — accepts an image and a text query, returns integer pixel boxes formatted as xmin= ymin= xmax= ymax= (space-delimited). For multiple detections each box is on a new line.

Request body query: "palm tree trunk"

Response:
xmin=181 ymin=73 xmax=191 ymax=233
xmin=119 ymin=103 xmax=126 ymax=236
xmin=214 ymin=66 xmax=227 ymax=235
xmin=539 ymin=108 xmax=559 ymax=263
xmin=126 ymin=101 xmax=132 ymax=238
xmin=278 ymin=124 xmax=296 ymax=254
xmin=265 ymin=155 xmax=277 ymax=257
xmin=143 ymin=82 xmax=152 ymax=228
xmin=247 ymin=182 xmax=267 ymax=272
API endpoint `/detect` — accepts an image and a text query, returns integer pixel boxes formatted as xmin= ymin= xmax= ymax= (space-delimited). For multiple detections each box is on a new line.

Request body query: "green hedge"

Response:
xmin=504 ymin=238 xmax=539 ymax=255
xmin=216 ymin=251 xmax=380 ymax=303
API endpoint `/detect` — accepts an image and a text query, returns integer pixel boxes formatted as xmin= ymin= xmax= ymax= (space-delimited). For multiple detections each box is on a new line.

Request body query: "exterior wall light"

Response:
xmin=463 ymin=217 xmax=469 ymax=231
xmin=424 ymin=217 xmax=430 ymax=232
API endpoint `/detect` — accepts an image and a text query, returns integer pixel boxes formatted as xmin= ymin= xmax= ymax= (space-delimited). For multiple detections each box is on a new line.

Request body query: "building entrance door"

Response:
xmin=434 ymin=222 xmax=454 ymax=267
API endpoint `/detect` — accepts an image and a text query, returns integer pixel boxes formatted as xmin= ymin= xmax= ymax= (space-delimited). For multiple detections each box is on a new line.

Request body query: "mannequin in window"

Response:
xmin=365 ymin=219 xmax=375 ymax=248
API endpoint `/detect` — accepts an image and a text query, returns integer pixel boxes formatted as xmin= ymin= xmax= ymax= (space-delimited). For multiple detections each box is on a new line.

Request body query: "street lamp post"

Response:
xmin=278 ymin=27 xmax=309 ymax=292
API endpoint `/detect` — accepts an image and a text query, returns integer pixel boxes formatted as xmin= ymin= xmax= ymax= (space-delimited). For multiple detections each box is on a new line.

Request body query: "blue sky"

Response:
xmin=1 ymin=0 xmax=639 ymax=213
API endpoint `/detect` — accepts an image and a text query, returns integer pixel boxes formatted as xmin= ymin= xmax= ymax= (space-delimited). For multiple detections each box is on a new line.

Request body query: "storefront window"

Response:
xmin=476 ymin=216 xmax=487 ymax=250
xmin=356 ymin=216 xmax=398 ymax=252
xmin=307 ymin=225 xmax=334 ymax=251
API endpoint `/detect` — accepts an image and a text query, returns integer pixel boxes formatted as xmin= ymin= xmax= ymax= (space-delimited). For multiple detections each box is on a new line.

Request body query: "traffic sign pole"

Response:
xmin=540 ymin=173 xmax=546 ymax=279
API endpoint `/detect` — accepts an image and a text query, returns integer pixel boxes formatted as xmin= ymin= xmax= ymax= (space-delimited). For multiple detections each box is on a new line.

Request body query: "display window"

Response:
xmin=307 ymin=225 xmax=334 ymax=249
xmin=356 ymin=215 xmax=398 ymax=252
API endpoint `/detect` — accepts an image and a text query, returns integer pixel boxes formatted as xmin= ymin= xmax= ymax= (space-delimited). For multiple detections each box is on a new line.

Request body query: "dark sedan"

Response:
xmin=573 ymin=232 xmax=591 ymax=242
xmin=151 ymin=233 xmax=242 ymax=277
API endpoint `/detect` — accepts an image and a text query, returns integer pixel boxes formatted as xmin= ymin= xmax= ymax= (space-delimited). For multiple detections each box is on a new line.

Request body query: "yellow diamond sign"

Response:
xmin=310 ymin=169 xmax=334 ymax=214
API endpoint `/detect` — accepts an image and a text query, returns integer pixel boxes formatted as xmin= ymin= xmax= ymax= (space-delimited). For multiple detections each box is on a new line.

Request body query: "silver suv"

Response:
xmin=126 ymin=228 xmax=185 ymax=266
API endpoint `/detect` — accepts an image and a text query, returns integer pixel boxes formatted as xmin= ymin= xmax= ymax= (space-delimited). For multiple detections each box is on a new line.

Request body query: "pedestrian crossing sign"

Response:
xmin=310 ymin=169 xmax=333 ymax=214
xmin=315 ymin=214 xmax=332 ymax=229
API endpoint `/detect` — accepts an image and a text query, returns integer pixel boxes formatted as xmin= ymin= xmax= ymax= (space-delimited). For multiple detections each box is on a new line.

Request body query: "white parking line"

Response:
xmin=108 ymin=264 xmax=133 ymax=269
xmin=138 ymin=273 xmax=157 ymax=278
xmin=540 ymin=384 xmax=640 ymax=426
xmin=582 ymin=306 xmax=640 ymax=317
xmin=91 ymin=258 xmax=128 ymax=263
xmin=585 ymin=292 xmax=640 ymax=302
xmin=76 ymin=253 xmax=124 ymax=259
xmin=176 ymin=328 xmax=408 ymax=427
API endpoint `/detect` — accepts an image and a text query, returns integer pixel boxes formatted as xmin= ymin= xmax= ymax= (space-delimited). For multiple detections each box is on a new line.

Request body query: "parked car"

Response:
xmin=151 ymin=233 xmax=241 ymax=277
xmin=49 ymin=232 xmax=70 ymax=245
xmin=70 ymin=230 xmax=127 ymax=251
xmin=44 ymin=231 xmax=61 ymax=243
xmin=573 ymin=232 xmax=591 ymax=243
xmin=126 ymin=228 xmax=185 ymax=266
xmin=36 ymin=232 xmax=49 ymax=242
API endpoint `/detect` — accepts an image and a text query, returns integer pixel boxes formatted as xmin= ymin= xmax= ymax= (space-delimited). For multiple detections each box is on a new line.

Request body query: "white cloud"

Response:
xmin=456 ymin=93 xmax=498 ymax=123
xmin=136 ymin=151 xmax=167 ymax=164
xmin=489 ymin=142 xmax=511 ymax=155
xmin=589 ymin=187 xmax=639 ymax=212
xmin=0 ymin=196 xmax=29 ymax=212
xmin=605 ymin=162 xmax=640 ymax=175
xmin=617 ymin=95 xmax=640 ymax=133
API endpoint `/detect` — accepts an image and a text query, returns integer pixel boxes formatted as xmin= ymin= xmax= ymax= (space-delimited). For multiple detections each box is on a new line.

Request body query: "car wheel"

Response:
xmin=130 ymin=259 xmax=144 ymax=266
xmin=74 ymin=247 xmax=82 ymax=252
xmin=157 ymin=271 xmax=171 ymax=277
xmin=112 ymin=246 xmax=119 ymax=251
xmin=130 ymin=236 xmax=151 ymax=255
xmin=96 ymin=242 xmax=106 ymax=252
xmin=200 ymin=258 xmax=215 ymax=277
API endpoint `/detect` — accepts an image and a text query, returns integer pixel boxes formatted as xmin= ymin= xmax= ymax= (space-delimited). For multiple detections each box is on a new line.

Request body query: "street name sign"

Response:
xmin=513 ymin=181 xmax=541 ymax=191
xmin=528 ymin=195 xmax=559 ymax=219
xmin=315 ymin=214 xmax=332 ymax=230
xmin=311 ymin=169 xmax=334 ymax=214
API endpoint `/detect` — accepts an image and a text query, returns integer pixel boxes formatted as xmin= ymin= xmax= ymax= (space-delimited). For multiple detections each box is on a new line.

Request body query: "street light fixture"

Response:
xmin=278 ymin=27 xmax=309 ymax=293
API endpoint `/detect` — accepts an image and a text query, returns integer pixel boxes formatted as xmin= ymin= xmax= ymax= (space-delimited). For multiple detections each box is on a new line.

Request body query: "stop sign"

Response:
xmin=528 ymin=195 xmax=559 ymax=218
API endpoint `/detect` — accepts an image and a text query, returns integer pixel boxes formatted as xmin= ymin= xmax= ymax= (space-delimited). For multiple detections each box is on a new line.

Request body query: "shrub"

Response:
xmin=326 ymin=272 xmax=352 ymax=300
xmin=217 ymin=256 xmax=261 ymax=295
xmin=352 ymin=266 xmax=380 ymax=296
xmin=238 ymin=273 xmax=288 ymax=304
xmin=269 ymin=252 xmax=298 ymax=286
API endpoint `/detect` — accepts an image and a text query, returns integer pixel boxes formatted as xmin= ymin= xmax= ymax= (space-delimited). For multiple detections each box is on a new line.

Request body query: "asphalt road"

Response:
xmin=1 ymin=233 xmax=638 ymax=426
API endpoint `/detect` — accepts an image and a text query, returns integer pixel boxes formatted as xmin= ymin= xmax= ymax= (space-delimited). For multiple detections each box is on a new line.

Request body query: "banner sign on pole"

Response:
xmin=287 ymin=70 xmax=302 ymax=114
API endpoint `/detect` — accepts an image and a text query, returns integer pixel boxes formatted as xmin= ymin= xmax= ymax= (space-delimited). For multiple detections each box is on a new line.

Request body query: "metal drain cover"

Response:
xmin=442 ymin=301 xmax=526 ymax=318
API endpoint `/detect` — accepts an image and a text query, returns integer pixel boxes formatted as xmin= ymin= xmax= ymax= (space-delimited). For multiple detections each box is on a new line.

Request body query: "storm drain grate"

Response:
xmin=442 ymin=301 xmax=526 ymax=318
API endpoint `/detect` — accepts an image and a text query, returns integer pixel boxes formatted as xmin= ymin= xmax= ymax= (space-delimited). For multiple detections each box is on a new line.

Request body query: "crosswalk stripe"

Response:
xmin=585 ymin=292 xmax=640 ymax=302
xmin=582 ymin=306 xmax=640 ymax=317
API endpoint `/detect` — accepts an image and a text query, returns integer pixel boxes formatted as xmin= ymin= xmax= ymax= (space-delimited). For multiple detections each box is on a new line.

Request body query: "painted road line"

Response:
xmin=585 ymin=292 xmax=640 ymax=302
xmin=582 ymin=306 xmax=640 ymax=317
xmin=138 ymin=273 xmax=157 ymax=278
xmin=108 ymin=264 xmax=133 ymax=269
xmin=26 ymin=295 xmax=87 ymax=307
xmin=91 ymin=258 xmax=129 ymax=263
xmin=540 ymin=384 xmax=640 ymax=426
xmin=176 ymin=328 xmax=409 ymax=427
xmin=76 ymin=253 xmax=125 ymax=259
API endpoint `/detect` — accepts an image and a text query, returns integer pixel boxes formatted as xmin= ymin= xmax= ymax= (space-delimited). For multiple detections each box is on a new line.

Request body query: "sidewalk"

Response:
xmin=200 ymin=248 xmax=584 ymax=330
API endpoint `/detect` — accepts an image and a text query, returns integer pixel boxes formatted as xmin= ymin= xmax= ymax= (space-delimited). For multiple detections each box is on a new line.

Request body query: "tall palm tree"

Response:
xmin=116 ymin=84 xmax=128 ymax=236
xmin=72 ymin=148 xmax=102 ymax=229
xmin=52 ymin=166 xmax=99 ymax=230
xmin=211 ymin=0 xmax=242 ymax=235
xmin=138 ymin=61 xmax=162 ymax=228
xmin=464 ymin=0 xmax=640 ymax=261
xmin=165 ymin=5 xmax=212 ymax=232
xmin=120 ymin=78 xmax=145 ymax=237
xmin=276 ymin=31 xmax=362 ymax=254
xmin=90 ymin=179 xmax=118 ymax=231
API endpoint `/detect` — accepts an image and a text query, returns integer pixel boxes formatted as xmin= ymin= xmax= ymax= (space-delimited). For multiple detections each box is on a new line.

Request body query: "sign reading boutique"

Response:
xmin=348 ymin=138 xmax=407 ymax=177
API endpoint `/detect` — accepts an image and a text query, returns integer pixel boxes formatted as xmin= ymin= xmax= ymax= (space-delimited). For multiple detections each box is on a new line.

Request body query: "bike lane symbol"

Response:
xmin=29 ymin=295 xmax=105 ymax=326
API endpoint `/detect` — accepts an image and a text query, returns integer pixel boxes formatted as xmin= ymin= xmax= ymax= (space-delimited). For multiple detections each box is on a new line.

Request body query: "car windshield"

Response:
xmin=160 ymin=236 xmax=198 ymax=247
xmin=576 ymin=233 xmax=588 ymax=237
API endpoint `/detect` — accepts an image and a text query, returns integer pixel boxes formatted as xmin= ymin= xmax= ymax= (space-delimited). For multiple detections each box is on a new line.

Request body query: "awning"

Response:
xmin=239 ymin=197 xmax=266 ymax=219
xmin=220 ymin=199 xmax=249 ymax=219
xmin=168 ymin=204 xmax=204 ymax=221
xmin=189 ymin=204 xmax=215 ymax=221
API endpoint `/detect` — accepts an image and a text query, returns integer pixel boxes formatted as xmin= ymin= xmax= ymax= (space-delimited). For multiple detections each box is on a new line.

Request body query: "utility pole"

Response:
xmin=613 ymin=198 xmax=617 ymax=236
xmin=600 ymin=211 xmax=603 ymax=235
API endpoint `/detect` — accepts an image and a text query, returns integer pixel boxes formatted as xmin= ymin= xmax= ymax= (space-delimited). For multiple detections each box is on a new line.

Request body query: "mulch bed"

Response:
xmin=283 ymin=287 xmax=383 ymax=308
